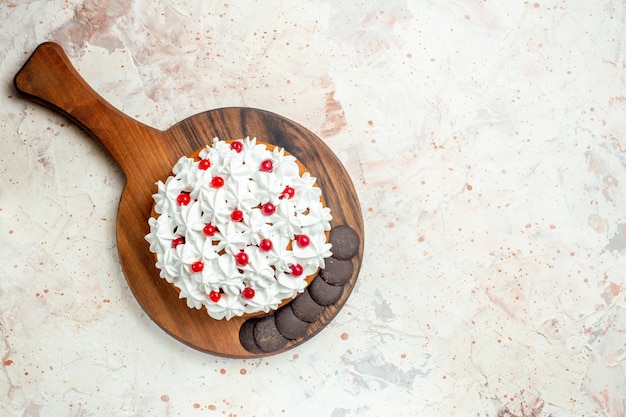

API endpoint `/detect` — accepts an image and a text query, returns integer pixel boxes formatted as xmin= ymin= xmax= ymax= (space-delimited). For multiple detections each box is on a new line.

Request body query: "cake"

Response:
xmin=145 ymin=137 xmax=333 ymax=320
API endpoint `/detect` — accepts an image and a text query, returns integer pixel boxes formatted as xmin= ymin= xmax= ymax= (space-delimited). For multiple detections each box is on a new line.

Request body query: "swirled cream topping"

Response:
xmin=145 ymin=137 xmax=332 ymax=320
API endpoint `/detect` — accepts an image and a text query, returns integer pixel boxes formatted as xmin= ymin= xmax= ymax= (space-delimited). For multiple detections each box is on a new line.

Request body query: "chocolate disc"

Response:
xmin=239 ymin=318 xmax=264 ymax=354
xmin=253 ymin=315 xmax=289 ymax=352
xmin=275 ymin=305 xmax=310 ymax=340
xmin=308 ymin=276 xmax=344 ymax=306
xmin=320 ymin=257 xmax=354 ymax=286
xmin=291 ymin=290 xmax=324 ymax=322
xmin=329 ymin=225 xmax=360 ymax=260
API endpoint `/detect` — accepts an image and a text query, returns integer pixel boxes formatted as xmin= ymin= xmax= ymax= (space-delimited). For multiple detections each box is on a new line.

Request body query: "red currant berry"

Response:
xmin=203 ymin=224 xmax=216 ymax=236
xmin=289 ymin=264 xmax=304 ymax=276
xmin=198 ymin=159 xmax=211 ymax=170
xmin=281 ymin=186 xmax=295 ymax=199
xmin=261 ymin=202 xmax=276 ymax=216
xmin=296 ymin=234 xmax=310 ymax=247
xmin=211 ymin=176 xmax=224 ymax=188
xmin=230 ymin=141 xmax=243 ymax=153
xmin=171 ymin=237 xmax=185 ymax=248
xmin=235 ymin=251 xmax=249 ymax=266
xmin=176 ymin=192 xmax=191 ymax=206
xmin=231 ymin=209 xmax=244 ymax=222
xmin=241 ymin=287 xmax=255 ymax=299
xmin=260 ymin=159 xmax=273 ymax=172
xmin=209 ymin=290 xmax=221 ymax=302
xmin=191 ymin=261 xmax=204 ymax=273
xmin=259 ymin=238 xmax=273 ymax=251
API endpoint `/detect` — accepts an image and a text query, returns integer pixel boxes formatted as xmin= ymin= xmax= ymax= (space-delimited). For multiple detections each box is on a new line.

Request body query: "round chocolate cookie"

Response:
xmin=320 ymin=257 xmax=354 ymax=286
xmin=329 ymin=225 xmax=360 ymax=260
xmin=239 ymin=318 xmax=264 ymax=354
xmin=291 ymin=290 xmax=324 ymax=322
xmin=308 ymin=275 xmax=344 ymax=306
xmin=253 ymin=315 xmax=289 ymax=352
xmin=275 ymin=305 xmax=310 ymax=340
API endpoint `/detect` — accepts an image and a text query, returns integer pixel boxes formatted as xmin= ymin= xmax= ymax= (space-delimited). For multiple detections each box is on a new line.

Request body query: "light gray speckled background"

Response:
xmin=1 ymin=1 xmax=626 ymax=416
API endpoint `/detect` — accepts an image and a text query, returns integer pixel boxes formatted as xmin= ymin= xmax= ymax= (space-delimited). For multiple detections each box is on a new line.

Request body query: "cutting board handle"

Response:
xmin=14 ymin=42 xmax=164 ymax=175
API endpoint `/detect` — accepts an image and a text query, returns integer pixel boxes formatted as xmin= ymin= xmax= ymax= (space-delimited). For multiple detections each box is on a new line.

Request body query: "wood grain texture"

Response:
xmin=14 ymin=42 xmax=363 ymax=357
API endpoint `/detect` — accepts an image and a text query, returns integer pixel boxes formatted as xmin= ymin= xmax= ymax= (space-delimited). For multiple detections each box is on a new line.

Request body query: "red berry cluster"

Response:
xmin=260 ymin=159 xmax=273 ymax=172
xmin=296 ymin=234 xmax=310 ymax=247
xmin=281 ymin=186 xmax=295 ymax=199
xmin=289 ymin=264 xmax=303 ymax=276
xmin=211 ymin=176 xmax=224 ymax=188
xmin=231 ymin=209 xmax=244 ymax=222
xmin=203 ymin=224 xmax=216 ymax=236
xmin=261 ymin=202 xmax=276 ymax=216
xmin=235 ymin=251 xmax=249 ymax=266
xmin=176 ymin=192 xmax=191 ymax=206
xmin=259 ymin=238 xmax=273 ymax=251
xmin=172 ymin=142 xmax=309 ymax=305
xmin=191 ymin=261 xmax=204 ymax=273
xmin=171 ymin=237 xmax=185 ymax=248
xmin=241 ymin=287 xmax=255 ymax=299
xmin=198 ymin=159 xmax=211 ymax=170
xmin=230 ymin=140 xmax=244 ymax=153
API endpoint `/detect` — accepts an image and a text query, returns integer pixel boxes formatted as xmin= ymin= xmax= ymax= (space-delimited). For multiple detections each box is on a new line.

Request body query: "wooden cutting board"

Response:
xmin=14 ymin=42 xmax=363 ymax=357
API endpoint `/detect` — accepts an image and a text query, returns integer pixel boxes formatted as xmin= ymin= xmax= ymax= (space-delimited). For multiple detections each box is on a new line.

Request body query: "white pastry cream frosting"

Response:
xmin=145 ymin=137 xmax=332 ymax=320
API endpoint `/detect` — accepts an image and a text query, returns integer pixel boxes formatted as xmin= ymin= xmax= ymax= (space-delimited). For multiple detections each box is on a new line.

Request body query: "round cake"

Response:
xmin=145 ymin=137 xmax=333 ymax=320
